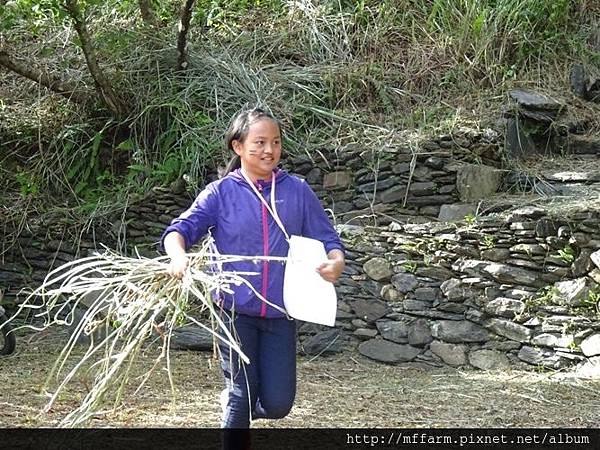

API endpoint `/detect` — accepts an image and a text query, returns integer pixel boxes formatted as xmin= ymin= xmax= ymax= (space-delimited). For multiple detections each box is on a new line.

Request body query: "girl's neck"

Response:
xmin=241 ymin=167 xmax=273 ymax=183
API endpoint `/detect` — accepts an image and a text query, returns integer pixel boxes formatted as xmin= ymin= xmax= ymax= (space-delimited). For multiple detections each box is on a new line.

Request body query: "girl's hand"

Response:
xmin=316 ymin=249 xmax=345 ymax=283
xmin=167 ymin=254 xmax=189 ymax=279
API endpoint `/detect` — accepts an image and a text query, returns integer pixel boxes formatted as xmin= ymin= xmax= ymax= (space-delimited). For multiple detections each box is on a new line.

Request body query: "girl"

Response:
xmin=161 ymin=107 xmax=345 ymax=440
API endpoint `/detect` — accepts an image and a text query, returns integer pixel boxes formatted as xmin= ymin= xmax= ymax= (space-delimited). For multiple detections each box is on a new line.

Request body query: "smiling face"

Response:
xmin=231 ymin=118 xmax=282 ymax=182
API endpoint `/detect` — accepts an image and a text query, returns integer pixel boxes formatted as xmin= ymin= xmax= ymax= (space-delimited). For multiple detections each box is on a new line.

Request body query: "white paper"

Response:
xmin=283 ymin=235 xmax=337 ymax=326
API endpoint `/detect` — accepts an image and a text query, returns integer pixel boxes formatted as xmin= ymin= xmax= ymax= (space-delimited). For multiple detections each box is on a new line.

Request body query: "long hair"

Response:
xmin=223 ymin=107 xmax=280 ymax=175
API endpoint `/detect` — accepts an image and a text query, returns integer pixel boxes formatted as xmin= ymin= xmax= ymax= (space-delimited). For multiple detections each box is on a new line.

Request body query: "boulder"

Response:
xmin=391 ymin=273 xmax=418 ymax=293
xmin=455 ymin=163 xmax=503 ymax=201
xmin=363 ymin=257 xmax=393 ymax=281
xmin=431 ymin=320 xmax=490 ymax=343
xmin=468 ymin=349 xmax=510 ymax=370
xmin=485 ymin=318 xmax=533 ymax=343
xmin=349 ymin=299 xmax=391 ymax=323
xmin=581 ymin=334 xmax=600 ymax=357
xmin=301 ymin=329 xmax=344 ymax=355
xmin=438 ymin=204 xmax=477 ymax=222
xmin=429 ymin=340 xmax=469 ymax=366
xmin=358 ymin=339 xmax=421 ymax=363
xmin=323 ymin=171 xmax=353 ymax=190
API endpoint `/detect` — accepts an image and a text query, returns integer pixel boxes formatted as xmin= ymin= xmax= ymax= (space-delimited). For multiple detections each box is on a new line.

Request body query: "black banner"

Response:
xmin=0 ymin=428 xmax=598 ymax=450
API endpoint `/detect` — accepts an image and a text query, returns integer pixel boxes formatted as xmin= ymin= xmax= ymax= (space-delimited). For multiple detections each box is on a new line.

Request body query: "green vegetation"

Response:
xmin=1 ymin=0 xmax=599 ymax=227
xmin=556 ymin=245 xmax=576 ymax=264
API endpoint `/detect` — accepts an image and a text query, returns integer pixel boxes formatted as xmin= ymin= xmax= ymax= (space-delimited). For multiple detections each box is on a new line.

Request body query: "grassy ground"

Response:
xmin=0 ymin=328 xmax=599 ymax=428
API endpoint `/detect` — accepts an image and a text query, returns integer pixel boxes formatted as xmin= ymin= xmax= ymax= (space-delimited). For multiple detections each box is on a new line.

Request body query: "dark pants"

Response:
xmin=218 ymin=310 xmax=297 ymax=429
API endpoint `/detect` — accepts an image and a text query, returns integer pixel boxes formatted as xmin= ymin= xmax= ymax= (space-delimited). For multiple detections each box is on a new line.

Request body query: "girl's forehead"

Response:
xmin=247 ymin=118 xmax=280 ymax=135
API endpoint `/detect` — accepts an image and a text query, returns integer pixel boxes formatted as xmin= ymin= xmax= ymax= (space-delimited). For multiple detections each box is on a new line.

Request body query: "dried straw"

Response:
xmin=9 ymin=238 xmax=287 ymax=427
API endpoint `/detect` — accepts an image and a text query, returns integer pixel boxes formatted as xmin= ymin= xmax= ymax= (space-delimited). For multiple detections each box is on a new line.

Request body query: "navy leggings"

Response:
xmin=218 ymin=310 xmax=297 ymax=429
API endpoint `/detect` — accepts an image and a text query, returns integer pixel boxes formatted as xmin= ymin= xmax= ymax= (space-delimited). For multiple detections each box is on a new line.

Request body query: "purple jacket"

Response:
xmin=161 ymin=168 xmax=344 ymax=318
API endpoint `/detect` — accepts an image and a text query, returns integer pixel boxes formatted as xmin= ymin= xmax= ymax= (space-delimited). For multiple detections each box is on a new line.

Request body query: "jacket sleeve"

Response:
xmin=160 ymin=183 xmax=219 ymax=251
xmin=300 ymin=180 xmax=345 ymax=254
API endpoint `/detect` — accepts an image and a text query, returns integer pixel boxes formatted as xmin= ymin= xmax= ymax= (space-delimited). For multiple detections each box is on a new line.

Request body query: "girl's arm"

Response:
xmin=317 ymin=248 xmax=345 ymax=283
xmin=160 ymin=183 xmax=220 ymax=279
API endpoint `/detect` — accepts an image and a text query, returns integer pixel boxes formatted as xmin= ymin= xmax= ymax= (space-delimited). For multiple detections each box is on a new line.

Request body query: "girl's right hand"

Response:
xmin=167 ymin=254 xmax=189 ymax=279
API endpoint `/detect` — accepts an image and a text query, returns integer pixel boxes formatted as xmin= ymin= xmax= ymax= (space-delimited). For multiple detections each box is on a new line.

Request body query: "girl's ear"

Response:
xmin=231 ymin=140 xmax=242 ymax=156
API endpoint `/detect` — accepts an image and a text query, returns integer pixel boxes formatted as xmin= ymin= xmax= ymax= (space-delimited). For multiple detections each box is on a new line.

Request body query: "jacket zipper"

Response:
xmin=258 ymin=183 xmax=269 ymax=318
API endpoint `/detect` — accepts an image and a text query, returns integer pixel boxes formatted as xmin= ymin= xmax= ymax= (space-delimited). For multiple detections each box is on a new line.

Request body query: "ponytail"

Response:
xmin=224 ymin=154 xmax=241 ymax=174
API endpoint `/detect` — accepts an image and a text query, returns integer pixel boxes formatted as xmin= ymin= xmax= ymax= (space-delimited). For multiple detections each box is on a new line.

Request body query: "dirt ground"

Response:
xmin=1 ymin=328 xmax=599 ymax=429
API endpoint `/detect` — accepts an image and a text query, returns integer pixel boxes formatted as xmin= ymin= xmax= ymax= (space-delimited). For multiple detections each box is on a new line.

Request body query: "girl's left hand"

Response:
xmin=317 ymin=251 xmax=345 ymax=283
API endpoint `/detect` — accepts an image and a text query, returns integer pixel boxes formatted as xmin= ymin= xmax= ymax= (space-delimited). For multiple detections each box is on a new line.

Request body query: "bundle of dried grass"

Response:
xmin=11 ymin=238 xmax=286 ymax=427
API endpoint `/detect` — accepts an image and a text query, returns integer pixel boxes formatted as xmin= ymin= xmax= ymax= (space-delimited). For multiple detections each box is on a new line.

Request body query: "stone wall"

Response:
xmin=2 ymin=122 xmax=600 ymax=372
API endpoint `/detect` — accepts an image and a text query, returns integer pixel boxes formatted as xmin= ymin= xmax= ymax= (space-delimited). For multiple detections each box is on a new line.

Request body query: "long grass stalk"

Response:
xmin=9 ymin=238 xmax=290 ymax=427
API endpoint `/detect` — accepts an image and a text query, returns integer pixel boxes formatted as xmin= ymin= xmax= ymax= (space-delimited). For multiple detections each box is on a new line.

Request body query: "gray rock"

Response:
xmin=376 ymin=320 xmax=410 ymax=344
xmin=554 ymin=278 xmax=595 ymax=306
xmin=509 ymin=243 xmax=546 ymax=256
xmin=581 ymin=334 xmax=600 ymax=357
xmin=574 ymin=356 xmax=600 ymax=378
xmin=379 ymin=185 xmax=407 ymax=203
xmin=438 ymin=204 xmax=477 ymax=222
xmin=409 ymin=182 xmax=437 ymax=196
xmin=323 ymin=171 xmax=353 ymax=190
xmin=531 ymin=333 xmax=574 ymax=348
xmin=469 ymin=349 xmax=510 ymax=370
xmin=391 ymin=273 xmax=418 ymax=293
xmin=481 ymin=248 xmax=511 ymax=262
xmin=429 ymin=340 xmax=469 ymax=366
xmin=571 ymin=249 xmax=594 ymax=276
xmin=306 ymin=167 xmax=322 ymax=184
xmin=358 ymin=339 xmax=421 ymax=363
xmin=591 ymin=250 xmax=600 ymax=270
xmin=506 ymin=118 xmax=538 ymax=158
xmin=363 ymin=257 xmax=393 ymax=281
xmin=380 ymin=284 xmax=403 ymax=302
xmin=440 ymin=279 xmax=466 ymax=301
xmin=351 ymin=318 xmax=368 ymax=328
xmin=414 ymin=287 xmax=440 ymax=301
xmin=431 ymin=320 xmax=490 ymax=343
xmin=408 ymin=319 xmax=433 ymax=347
xmin=403 ymin=299 xmax=431 ymax=311
xmin=301 ymin=329 xmax=344 ymax=355
xmin=570 ymin=63 xmax=587 ymax=99
xmin=484 ymin=297 xmax=525 ymax=318
xmin=485 ymin=318 xmax=533 ymax=343
xmin=416 ymin=266 xmax=454 ymax=281
xmin=509 ymin=89 xmax=563 ymax=111
xmin=349 ymin=298 xmax=391 ymax=323
xmin=170 ymin=325 xmax=214 ymax=351
xmin=482 ymin=340 xmax=522 ymax=351
xmin=507 ymin=206 xmax=547 ymax=221
xmin=456 ymin=163 xmax=503 ymax=202
xmin=353 ymin=328 xmax=379 ymax=340
xmin=482 ymin=262 xmax=545 ymax=288
xmin=517 ymin=346 xmax=566 ymax=369
xmin=336 ymin=309 xmax=355 ymax=320
xmin=436 ymin=302 xmax=467 ymax=314
xmin=392 ymin=162 xmax=411 ymax=174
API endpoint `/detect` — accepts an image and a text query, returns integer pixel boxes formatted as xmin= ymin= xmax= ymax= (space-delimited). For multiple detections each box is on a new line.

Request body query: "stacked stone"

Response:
xmin=315 ymin=205 xmax=600 ymax=370
xmin=121 ymin=185 xmax=191 ymax=255
xmin=284 ymin=127 xmax=503 ymax=224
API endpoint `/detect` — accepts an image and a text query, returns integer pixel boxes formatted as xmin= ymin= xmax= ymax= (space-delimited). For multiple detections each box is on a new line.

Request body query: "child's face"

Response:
xmin=232 ymin=118 xmax=281 ymax=181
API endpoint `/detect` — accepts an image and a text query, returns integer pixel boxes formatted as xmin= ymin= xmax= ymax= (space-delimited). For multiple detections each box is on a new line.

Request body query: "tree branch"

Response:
xmin=138 ymin=0 xmax=160 ymax=27
xmin=176 ymin=0 xmax=196 ymax=71
xmin=0 ymin=49 xmax=88 ymax=103
xmin=64 ymin=0 xmax=127 ymax=117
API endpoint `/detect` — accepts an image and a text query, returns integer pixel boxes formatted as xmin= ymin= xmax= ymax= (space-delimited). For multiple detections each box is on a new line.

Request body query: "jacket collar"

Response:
xmin=229 ymin=167 xmax=287 ymax=187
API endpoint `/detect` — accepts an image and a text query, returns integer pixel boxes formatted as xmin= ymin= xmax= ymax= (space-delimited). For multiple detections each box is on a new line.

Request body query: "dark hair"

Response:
xmin=224 ymin=107 xmax=281 ymax=174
